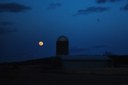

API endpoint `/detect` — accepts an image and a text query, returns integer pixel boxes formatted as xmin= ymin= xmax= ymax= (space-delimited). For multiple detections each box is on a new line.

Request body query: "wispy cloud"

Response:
xmin=91 ymin=45 xmax=108 ymax=48
xmin=96 ymin=0 xmax=107 ymax=3
xmin=70 ymin=45 xmax=108 ymax=52
xmin=0 ymin=21 xmax=13 ymax=26
xmin=121 ymin=4 xmax=128 ymax=11
xmin=0 ymin=26 xmax=17 ymax=34
xmin=0 ymin=3 xmax=31 ymax=13
xmin=70 ymin=48 xmax=90 ymax=52
xmin=47 ymin=2 xmax=62 ymax=10
xmin=73 ymin=6 xmax=109 ymax=16
xmin=96 ymin=0 xmax=121 ymax=4
xmin=109 ymin=0 xmax=120 ymax=3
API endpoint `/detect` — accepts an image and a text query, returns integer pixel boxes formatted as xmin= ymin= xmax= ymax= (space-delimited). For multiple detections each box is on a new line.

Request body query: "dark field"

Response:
xmin=1 ymin=67 xmax=128 ymax=85
xmin=0 ymin=57 xmax=128 ymax=85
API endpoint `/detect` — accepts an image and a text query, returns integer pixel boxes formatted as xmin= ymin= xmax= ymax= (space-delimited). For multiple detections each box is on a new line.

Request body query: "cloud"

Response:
xmin=0 ymin=3 xmax=31 ymax=13
xmin=73 ymin=6 xmax=109 ymax=16
xmin=47 ymin=2 xmax=62 ymax=10
xmin=0 ymin=26 xmax=17 ymax=34
xmin=109 ymin=0 xmax=120 ymax=3
xmin=121 ymin=4 xmax=128 ymax=11
xmin=70 ymin=48 xmax=90 ymax=52
xmin=91 ymin=45 xmax=108 ymax=49
xmin=96 ymin=0 xmax=107 ymax=3
xmin=0 ymin=21 xmax=13 ymax=26
xmin=70 ymin=45 xmax=108 ymax=52
xmin=96 ymin=0 xmax=121 ymax=4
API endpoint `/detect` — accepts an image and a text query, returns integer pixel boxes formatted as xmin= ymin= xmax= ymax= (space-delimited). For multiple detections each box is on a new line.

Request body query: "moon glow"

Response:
xmin=39 ymin=41 xmax=44 ymax=46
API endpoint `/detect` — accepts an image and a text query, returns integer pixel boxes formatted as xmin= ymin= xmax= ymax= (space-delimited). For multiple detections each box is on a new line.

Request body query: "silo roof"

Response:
xmin=57 ymin=35 xmax=68 ymax=41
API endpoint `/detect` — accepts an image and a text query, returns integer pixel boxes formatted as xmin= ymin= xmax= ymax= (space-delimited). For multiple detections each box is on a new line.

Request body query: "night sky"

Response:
xmin=0 ymin=0 xmax=128 ymax=62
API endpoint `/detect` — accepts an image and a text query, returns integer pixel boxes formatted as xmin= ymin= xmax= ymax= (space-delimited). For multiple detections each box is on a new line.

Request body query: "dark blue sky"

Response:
xmin=0 ymin=0 xmax=128 ymax=62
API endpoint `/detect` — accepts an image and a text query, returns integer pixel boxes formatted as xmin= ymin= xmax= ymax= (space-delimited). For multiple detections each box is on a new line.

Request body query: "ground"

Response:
xmin=0 ymin=67 xmax=128 ymax=85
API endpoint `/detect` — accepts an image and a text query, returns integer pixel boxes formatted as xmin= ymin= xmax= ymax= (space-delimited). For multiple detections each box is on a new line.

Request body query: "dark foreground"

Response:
xmin=0 ymin=68 xmax=128 ymax=85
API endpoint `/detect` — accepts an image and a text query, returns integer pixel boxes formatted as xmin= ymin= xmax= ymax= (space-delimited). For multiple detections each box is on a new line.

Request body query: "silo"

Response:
xmin=56 ymin=35 xmax=69 ymax=55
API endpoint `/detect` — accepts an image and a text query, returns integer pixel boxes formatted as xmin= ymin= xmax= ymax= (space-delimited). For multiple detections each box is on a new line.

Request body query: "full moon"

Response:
xmin=39 ymin=41 xmax=44 ymax=46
